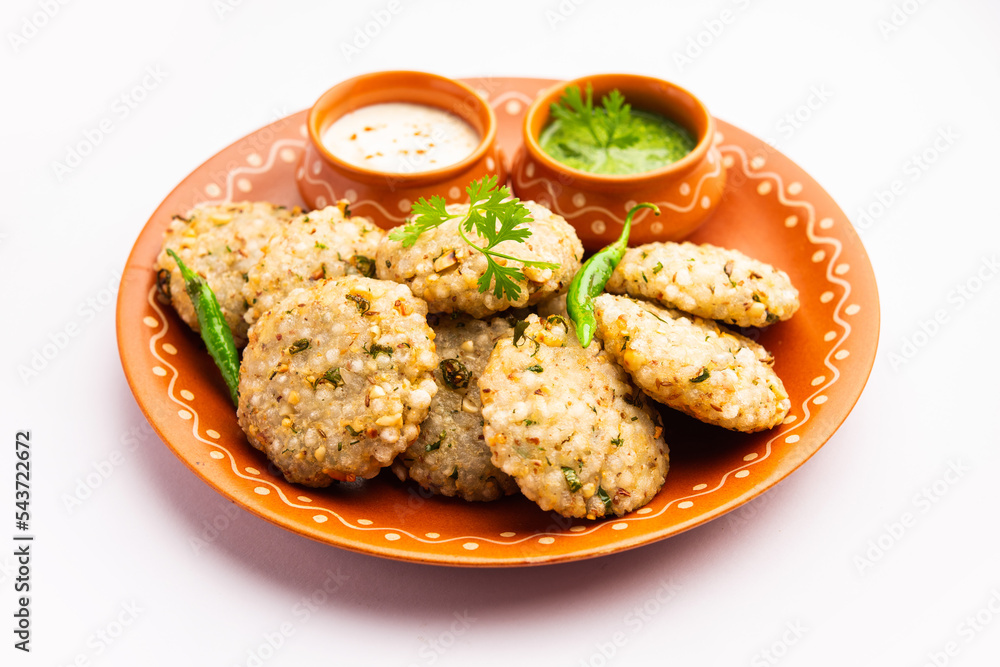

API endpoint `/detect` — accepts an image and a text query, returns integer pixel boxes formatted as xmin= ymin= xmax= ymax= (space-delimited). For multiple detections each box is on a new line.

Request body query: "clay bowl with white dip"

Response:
xmin=298 ymin=71 xmax=506 ymax=229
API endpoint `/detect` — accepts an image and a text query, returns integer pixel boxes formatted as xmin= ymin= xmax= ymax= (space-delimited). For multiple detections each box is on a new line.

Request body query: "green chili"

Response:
xmin=166 ymin=249 xmax=239 ymax=405
xmin=566 ymin=203 xmax=660 ymax=347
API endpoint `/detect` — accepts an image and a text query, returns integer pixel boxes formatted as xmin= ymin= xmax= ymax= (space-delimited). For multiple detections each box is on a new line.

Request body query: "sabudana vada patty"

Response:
xmin=241 ymin=205 xmax=384 ymax=327
xmin=606 ymin=241 xmax=799 ymax=328
xmin=237 ymin=277 xmax=438 ymax=486
xmin=479 ymin=314 xmax=669 ymax=519
xmin=393 ymin=314 xmax=518 ymax=502
xmin=593 ymin=294 xmax=790 ymax=432
xmin=155 ymin=201 xmax=295 ymax=346
xmin=376 ymin=201 xmax=583 ymax=318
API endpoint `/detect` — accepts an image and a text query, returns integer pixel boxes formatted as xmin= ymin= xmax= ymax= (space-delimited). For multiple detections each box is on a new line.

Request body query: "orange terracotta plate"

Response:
xmin=117 ymin=77 xmax=879 ymax=566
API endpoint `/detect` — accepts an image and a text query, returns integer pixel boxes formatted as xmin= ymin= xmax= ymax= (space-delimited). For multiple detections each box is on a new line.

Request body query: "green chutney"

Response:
xmin=539 ymin=109 xmax=696 ymax=176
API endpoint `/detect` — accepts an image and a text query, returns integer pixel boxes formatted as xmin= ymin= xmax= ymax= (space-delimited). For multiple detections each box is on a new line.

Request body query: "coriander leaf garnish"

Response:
xmin=388 ymin=176 xmax=559 ymax=301
xmin=550 ymin=84 xmax=641 ymax=151
xmin=390 ymin=195 xmax=456 ymax=248
xmin=512 ymin=319 xmax=530 ymax=347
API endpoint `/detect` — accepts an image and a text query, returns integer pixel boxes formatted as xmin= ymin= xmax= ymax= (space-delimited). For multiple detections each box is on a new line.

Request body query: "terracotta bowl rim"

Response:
xmin=306 ymin=70 xmax=498 ymax=186
xmin=521 ymin=72 xmax=716 ymax=187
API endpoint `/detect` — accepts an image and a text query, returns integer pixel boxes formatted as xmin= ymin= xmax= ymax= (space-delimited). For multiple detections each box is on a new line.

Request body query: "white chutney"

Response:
xmin=321 ymin=102 xmax=480 ymax=174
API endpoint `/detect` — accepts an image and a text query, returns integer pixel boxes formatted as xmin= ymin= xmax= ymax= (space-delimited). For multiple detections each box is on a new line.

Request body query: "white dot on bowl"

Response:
xmin=500 ymin=531 xmax=516 ymax=537
xmin=178 ymin=410 xmax=192 ymax=420
xmin=820 ymin=291 xmax=834 ymax=303
xmin=715 ymin=131 xmax=724 ymax=144
xmin=209 ymin=451 xmax=224 ymax=460
xmin=477 ymin=89 xmax=490 ymax=100
xmin=693 ymin=483 xmax=708 ymax=491
xmin=344 ymin=189 xmax=357 ymax=202
xmin=525 ymin=162 xmax=535 ymax=178
xmin=425 ymin=532 xmax=440 ymax=539
xmin=505 ymin=99 xmax=522 ymax=115
xmin=449 ymin=186 xmax=461 ymax=199
xmin=570 ymin=525 xmax=588 ymax=531
xmin=204 ymin=183 xmax=221 ymax=197
xmin=385 ymin=533 xmax=401 ymax=541
xmin=744 ymin=453 xmax=758 ymax=461
xmin=315 ymin=195 xmax=327 ymax=208
xmin=835 ymin=263 xmax=850 ymax=275
xmin=611 ymin=522 xmax=628 ymax=531
xmin=785 ymin=435 xmax=800 ymax=444
xmin=700 ymin=195 xmax=712 ymax=209
xmin=245 ymin=467 xmax=260 ymax=475
xmin=735 ymin=470 xmax=750 ymax=479
xmin=636 ymin=508 xmax=653 ymax=515
xmin=783 ymin=415 xmax=797 ymax=424
xmin=572 ymin=193 xmax=586 ymax=208
xmin=650 ymin=221 xmax=664 ymax=234
xmin=162 ymin=343 xmax=177 ymax=355
xmin=824 ymin=330 xmax=837 ymax=342
xmin=297 ymin=496 xmax=312 ymax=503
xmin=298 ymin=124 xmax=307 ymax=137
xmin=624 ymin=200 xmax=638 ymax=211
xmin=812 ymin=250 xmax=826 ymax=263
xmin=814 ymin=395 xmax=828 ymax=405
xmin=313 ymin=515 xmax=328 ymax=523
xmin=538 ymin=536 xmax=555 ymax=545
xmin=835 ymin=349 xmax=850 ymax=360
xmin=180 ymin=389 xmax=194 ymax=400
xmin=592 ymin=220 xmax=606 ymax=235
xmin=357 ymin=519 xmax=373 ymax=526
xmin=811 ymin=375 xmax=826 ymax=386
xmin=254 ymin=486 xmax=269 ymax=495
xmin=722 ymin=155 xmax=735 ymax=169
xmin=787 ymin=182 xmax=803 ymax=195
xmin=206 ymin=429 xmax=220 ymax=439
xmin=312 ymin=161 xmax=322 ymax=175
xmin=246 ymin=153 xmax=262 ymax=167
xmin=463 ymin=542 xmax=479 ymax=550
xmin=152 ymin=366 xmax=166 ymax=377
xmin=819 ymin=217 xmax=834 ymax=229
xmin=143 ymin=316 xmax=158 ymax=328
xmin=678 ymin=501 xmax=694 ymax=509
xmin=750 ymin=155 xmax=766 ymax=170
xmin=757 ymin=181 xmax=772 ymax=196
xmin=486 ymin=157 xmax=496 ymax=171
xmin=785 ymin=215 xmax=798 ymax=228
xmin=397 ymin=198 xmax=411 ymax=213
xmin=279 ymin=148 xmax=297 ymax=163
xmin=297 ymin=167 xmax=305 ymax=180
xmin=679 ymin=183 xmax=691 ymax=196
xmin=845 ymin=304 xmax=860 ymax=315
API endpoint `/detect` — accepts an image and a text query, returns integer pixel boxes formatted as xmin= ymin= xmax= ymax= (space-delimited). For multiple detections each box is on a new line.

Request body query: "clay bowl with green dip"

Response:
xmin=511 ymin=73 xmax=726 ymax=250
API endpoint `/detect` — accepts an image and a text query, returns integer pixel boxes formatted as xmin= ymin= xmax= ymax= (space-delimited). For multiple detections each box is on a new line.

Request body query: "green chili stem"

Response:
xmin=167 ymin=249 xmax=240 ymax=405
xmin=566 ymin=203 xmax=660 ymax=347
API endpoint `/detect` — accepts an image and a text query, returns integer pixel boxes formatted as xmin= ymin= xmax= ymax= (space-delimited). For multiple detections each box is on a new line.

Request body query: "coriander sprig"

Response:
xmin=388 ymin=176 xmax=559 ymax=301
xmin=550 ymin=83 xmax=641 ymax=151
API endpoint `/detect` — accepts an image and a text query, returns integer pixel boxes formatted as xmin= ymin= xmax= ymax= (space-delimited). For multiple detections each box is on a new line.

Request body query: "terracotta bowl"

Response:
xmin=297 ymin=70 xmax=507 ymax=229
xmin=511 ymin=73 xmax=727 ymax=250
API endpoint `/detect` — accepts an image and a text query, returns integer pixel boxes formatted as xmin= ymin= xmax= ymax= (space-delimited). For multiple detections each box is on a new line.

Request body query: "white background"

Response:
xmin=3 ymin=0 xmax=999 ymax=665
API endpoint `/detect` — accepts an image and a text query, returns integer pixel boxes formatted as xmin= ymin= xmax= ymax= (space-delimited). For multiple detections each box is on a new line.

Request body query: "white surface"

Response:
xmin=3 ymin=0 xmax=999 ymax=665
